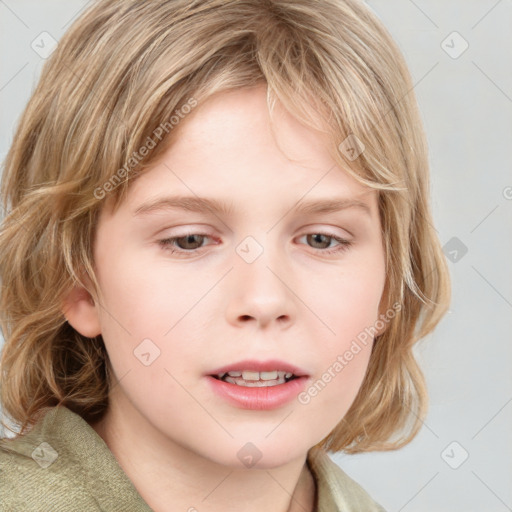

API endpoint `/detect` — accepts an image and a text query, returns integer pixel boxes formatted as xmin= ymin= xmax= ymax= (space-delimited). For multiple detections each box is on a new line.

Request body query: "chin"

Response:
xmin=199 ymin=438 xmax=311 ymax=471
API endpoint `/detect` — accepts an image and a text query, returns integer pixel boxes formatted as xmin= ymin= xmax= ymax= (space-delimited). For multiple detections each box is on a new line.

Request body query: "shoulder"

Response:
xmin=307 ymin=446 xmax=387 ymax=512
xmin=0 ymin=405 xmax=152 ymax=512
xmin=0 ymin=409 xmax=101 ymax=511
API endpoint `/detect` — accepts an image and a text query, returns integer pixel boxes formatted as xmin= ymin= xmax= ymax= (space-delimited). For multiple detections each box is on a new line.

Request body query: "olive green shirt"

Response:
xmin=0 ymin=406 xmax=386 ymax=511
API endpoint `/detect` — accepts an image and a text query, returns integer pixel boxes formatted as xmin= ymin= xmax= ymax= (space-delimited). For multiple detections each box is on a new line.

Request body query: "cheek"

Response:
xmin=298 ymin=320 xmax=375 ymax=442
xmin=93 ymin=251 xmax=207 ymax=384
xmin=297 ymin=258 xmax=384 ymax=424
xmin=312 ymin=258 xmax=385 ymax=345
xmin=95 ymin=250 xmax=186 ymax=335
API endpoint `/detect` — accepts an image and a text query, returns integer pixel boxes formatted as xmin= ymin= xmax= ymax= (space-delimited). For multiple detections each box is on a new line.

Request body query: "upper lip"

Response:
xmin=208 ymin=359 xmax=309 ymax=377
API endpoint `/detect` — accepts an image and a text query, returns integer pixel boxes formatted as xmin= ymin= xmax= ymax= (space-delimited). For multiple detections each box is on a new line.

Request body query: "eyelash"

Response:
xmin=157 ymin=232 xmax=352 ymax=257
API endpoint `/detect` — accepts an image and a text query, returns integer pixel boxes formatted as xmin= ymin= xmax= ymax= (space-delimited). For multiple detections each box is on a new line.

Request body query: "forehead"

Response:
xmin=168 ymin=86 xmax=331 ymax=165
xmin=105 ymin=86 xmax=378 ymax=219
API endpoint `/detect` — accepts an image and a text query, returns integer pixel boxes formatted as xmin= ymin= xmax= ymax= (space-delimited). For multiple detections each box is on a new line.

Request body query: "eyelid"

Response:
xmin=155 ymin=224 xmax=351 ymax=243
xmin=157 ymin=228 xmax=354 ymax=257
xmin=298 ymin=222 xmax=353 ymax=238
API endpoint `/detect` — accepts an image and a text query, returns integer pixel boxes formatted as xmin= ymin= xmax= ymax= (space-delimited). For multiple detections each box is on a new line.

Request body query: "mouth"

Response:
xmin=211 ymin=370 xmax=298 ymax=387
xmin=206 ymin=359 xmax=309 ymax=410
xmin=208 ymin=359 xmax=308 ymax=386
xmin=205 ymin=359 xmax=310 ymax=410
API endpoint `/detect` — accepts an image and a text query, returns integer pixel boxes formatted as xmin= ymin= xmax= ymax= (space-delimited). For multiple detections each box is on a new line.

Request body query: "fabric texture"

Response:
xmin=0 ymin=405 xmax=386 ymax=511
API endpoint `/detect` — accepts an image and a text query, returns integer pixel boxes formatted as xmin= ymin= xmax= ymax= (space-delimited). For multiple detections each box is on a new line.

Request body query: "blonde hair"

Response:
xmin=0 ymin=0 xmax=450 ymax=453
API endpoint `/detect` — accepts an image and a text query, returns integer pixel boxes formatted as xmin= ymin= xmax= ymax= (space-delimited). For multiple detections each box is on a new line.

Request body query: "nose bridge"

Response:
xmin=226 ymin=230 xmax=294 ymax=327
xmin=235 ymin=231 xmax=285 ymax=295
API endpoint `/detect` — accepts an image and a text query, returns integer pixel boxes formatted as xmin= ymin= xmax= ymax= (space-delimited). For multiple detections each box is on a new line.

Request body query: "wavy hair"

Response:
xmin=0 ymin=0 xmax=450 ymax=453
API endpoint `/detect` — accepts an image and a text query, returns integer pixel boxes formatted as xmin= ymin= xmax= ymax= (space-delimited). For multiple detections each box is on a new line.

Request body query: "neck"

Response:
xmin=89 ymin=396 xmax=316 ymax=512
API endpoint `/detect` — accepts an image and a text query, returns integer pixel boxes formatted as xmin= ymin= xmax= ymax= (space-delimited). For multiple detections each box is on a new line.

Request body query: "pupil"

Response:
xmin=309 ymin=233 xmax=329 ymax=249
xmin=179 ymin=234 xmax=203 ymax=250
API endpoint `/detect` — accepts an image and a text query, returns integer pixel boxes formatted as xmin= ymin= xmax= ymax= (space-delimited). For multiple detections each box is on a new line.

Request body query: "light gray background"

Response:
xmin=1 ymin=1 xmax=511 ymax=511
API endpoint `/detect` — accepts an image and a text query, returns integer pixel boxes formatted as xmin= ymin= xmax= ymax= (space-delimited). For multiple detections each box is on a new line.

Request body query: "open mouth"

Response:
xmin=206 ymin=362 xmax=309 ymax=409
xmin=211 ymin=370 xmax=299 ymax=388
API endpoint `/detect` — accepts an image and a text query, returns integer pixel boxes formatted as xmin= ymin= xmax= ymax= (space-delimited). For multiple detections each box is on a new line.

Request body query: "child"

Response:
xmin=0 ymin=1 xmax=450 ymax=511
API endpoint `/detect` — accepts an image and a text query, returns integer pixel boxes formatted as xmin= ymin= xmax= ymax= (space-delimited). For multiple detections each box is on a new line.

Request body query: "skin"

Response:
xmin=63 ymin=84 xmax=387 ymax=512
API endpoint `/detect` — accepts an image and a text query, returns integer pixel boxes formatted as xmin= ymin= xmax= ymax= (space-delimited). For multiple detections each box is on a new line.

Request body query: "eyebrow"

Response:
xmin=132 ymin=195 xmax=372 ymax=217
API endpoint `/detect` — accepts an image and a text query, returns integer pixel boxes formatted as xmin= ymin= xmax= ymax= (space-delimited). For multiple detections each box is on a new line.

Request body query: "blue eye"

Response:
xmin=158 ymin=232 xmax=352 ymax=257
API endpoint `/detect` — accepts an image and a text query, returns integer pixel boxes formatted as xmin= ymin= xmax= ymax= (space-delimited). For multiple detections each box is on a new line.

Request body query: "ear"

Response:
xmin=61 ymin=281 xmax=102 ymax=338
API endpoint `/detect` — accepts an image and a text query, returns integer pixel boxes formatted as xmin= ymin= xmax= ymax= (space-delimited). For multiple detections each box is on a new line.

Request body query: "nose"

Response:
xmin=225 ymin=243 xmax=296 ymax=330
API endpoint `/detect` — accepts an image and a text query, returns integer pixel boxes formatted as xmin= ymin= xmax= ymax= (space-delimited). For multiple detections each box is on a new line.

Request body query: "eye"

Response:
xmin=157 ymin=231 xmax=352 ymax=257
xmin=158 ymin=233 xmax=213 ymax=257
xmin=297 ymin=232 xmax=352 ymax=255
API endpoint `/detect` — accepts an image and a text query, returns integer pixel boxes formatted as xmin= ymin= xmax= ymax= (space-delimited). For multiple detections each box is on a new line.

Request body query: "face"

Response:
xmin=66 ymin=85 xmax=386 ymax=469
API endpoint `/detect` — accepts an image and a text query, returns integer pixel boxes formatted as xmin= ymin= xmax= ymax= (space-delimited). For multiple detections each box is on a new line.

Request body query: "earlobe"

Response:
xmin=61 ymin=284 xmax=102 ymax=338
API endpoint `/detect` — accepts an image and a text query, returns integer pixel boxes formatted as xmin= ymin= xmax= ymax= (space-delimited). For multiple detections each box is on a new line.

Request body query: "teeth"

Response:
xmin=242 ymin=370 xmax=260 ymax=381
xmin=260 ymin=371 xmax=278 ymax=380
xmin=217 ymin=370 xmax=296 ymax=387
xmin=225 ymin=375 xmax=286 ymax=387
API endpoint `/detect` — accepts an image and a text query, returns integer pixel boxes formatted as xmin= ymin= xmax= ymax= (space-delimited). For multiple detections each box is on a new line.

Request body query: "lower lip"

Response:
xmin=206 ymin=376 xmax=308 ymax=410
